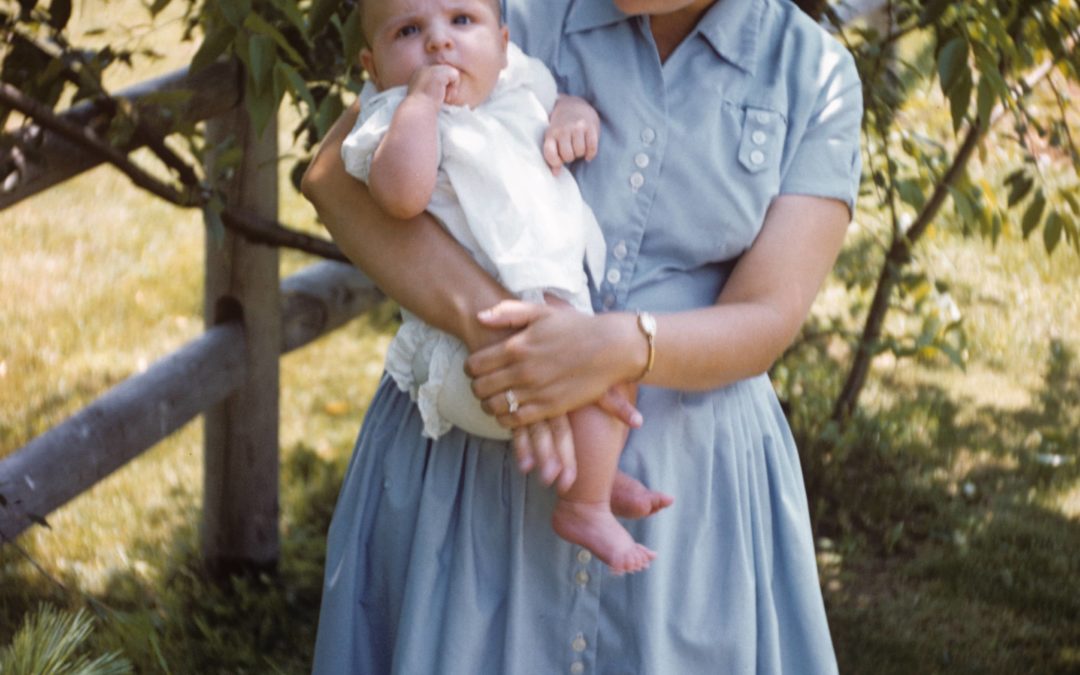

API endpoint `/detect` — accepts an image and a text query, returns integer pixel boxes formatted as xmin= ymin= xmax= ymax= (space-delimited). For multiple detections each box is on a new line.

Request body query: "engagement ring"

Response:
xmin=505 ymin=389 xmax=519 ymax=414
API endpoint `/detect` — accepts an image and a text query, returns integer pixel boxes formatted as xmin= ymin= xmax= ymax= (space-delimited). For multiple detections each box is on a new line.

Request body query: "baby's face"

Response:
xmin=361 ymin=0 xmax=508 ymax=107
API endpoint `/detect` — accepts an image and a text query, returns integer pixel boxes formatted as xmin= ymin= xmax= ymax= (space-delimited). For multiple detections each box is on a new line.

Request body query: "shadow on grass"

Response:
xmin=0 ymin=441 xmax=348 ymax=674
xmin=797 ymin=340 xmax=1080 ymax=674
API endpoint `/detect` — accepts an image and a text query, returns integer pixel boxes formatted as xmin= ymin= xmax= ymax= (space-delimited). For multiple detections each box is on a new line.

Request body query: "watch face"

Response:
xmin=641 ymin=313 xmax=657 ymax=336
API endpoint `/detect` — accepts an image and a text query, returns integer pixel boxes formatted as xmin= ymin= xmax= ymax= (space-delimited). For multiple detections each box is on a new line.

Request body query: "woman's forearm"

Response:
xmin=618 ymin=194 xmax=850 ymax=391
xmin=301 ymin=102 xmax=513 ymax=351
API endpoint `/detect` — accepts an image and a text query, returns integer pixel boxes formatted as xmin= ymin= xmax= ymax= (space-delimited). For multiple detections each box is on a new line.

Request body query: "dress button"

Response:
xmin=570 ymin=662 xmax=585 ymax=675
xmin=612 ymin=242 xmax=628 ymax=260
xmin=634 ymin=152 xmax=650 ymax=168
xmin=575 ymin=570 xmax=590 ymax=586
xmin=750 ymin=149 xmax=765 ymax=165
xmin=751 ymin=130 xmax=767 ymax=145
xmin=606 ymin=268 xmax=621 ymax=285
xmin=754 ymin=111 xmax=770 ymax=123
xmin=571 ymin=634 xmax=587 ymax=652
xmin=602 ymin=293 xmax=615 ymax=309
xmin=577 ymin=548 xmax=593 ymax=564
xmin=641 ymin=127 xmax=656 ymax=144
xmin=629 ymin=172 xmax=644 ymax=191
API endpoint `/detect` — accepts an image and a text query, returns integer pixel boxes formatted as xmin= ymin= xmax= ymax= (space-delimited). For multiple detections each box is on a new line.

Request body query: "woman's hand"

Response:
xmin=466 ymin=300 xmax=644 ymax=427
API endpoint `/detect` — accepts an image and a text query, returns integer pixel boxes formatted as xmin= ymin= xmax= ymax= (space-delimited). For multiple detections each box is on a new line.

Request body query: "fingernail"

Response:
xmin=478 ymin=309 xmax=493 ymax=320
xmin=630 ymin=411 xmax=643 ymax=427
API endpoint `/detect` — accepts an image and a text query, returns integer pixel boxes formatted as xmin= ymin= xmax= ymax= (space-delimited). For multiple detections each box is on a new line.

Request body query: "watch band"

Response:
xmin=635 ymin=310 xmax=657 ymax=381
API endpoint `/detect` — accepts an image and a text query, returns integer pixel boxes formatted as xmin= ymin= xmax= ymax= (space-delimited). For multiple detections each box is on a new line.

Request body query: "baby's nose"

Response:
xmin=425 ymin=27 xmax=452 ymax=52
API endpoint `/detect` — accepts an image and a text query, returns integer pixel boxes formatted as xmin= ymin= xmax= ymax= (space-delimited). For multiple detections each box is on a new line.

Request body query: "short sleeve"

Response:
xmin=340 ymin=84 xmax=414 ymax=182
xmin=499 ymin=42 xmax=558 ymax=112
xmin=779 ymin=46 xmax=863 ymax=216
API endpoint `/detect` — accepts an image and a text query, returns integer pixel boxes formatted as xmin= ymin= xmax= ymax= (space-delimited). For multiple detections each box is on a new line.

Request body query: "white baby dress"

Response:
xmin=341 ymin=42 xmax=606 ymax=440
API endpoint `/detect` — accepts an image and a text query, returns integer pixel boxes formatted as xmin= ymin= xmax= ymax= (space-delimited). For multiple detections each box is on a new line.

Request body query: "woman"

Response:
xmin=304 ymin=0 xmax=863 ymax=672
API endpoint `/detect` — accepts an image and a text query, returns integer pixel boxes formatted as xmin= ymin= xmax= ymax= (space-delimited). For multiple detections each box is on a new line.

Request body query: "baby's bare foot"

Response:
xmin=552 ymin=499 xmax=656 ymax=574
xmin=610 ymin=471 xmax=674 ymax=520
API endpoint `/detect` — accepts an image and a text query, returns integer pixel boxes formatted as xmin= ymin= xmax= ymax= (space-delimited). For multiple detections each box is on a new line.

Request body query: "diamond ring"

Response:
xmin=505 ymin=389 xmax=520 ymax=414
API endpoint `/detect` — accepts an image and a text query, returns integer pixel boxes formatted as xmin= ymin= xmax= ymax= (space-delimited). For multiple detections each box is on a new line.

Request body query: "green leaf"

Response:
xmin=1060 ymin=188 xmax=1080 ymax=216
xmin=248 ymin=33 xmax=275 ymax=95
xmin=307 ymin=0 xmax=339 ymax=37
xmin=1043 ymin=210 xmax=1063 ymax=254
xmin=340 ymin=7 xmax=364 ymax=69
xmin=190 ymin=23 xmax=236 ymax=74
xmin=216 ymin=0 xmax=250 ymax=28
xmin=245 ymin=81 xmax=278 ymax=136
xmin=897 ymin=179 xmax=926 ymax=210
xmin=1021 ymin=189 xmax=1046 ymax=239
xmin=976 ymin=75 xmax=996 ymax=128
xmin=938 ymin=37 xmax=968 ymax=95
xmin=938 ymin=341 xmax=967 ymax=370
xmin=1007 ymin=174 xmax=1034 ymax=207
xmin=315 ymin=92 xmax=344 ymax=139
xmin=949 ymin=186 xmax=975 ymax=226
xmin=266 ymin=0 xmax=305 ymax=32
xmin=948 ymin=67 xmax=972 ymax=133
xmin=277 ymin=61 xmax=315 ymax=111
xmin=244 ymin=14 xmax=305 ymax=65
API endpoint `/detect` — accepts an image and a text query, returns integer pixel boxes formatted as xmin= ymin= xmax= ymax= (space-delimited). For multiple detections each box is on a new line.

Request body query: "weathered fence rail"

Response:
xmin=0 ymin=63 xmax=382 ymax=573
xmin=0 ymin=261 xmax=380 ymax=542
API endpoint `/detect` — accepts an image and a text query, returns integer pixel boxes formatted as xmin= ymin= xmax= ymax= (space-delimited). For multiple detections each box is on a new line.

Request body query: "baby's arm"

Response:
xmin=367 ymin=65 xmax=461 ymax=219
xmin=542 ymin=94 xmax=600 ymax=175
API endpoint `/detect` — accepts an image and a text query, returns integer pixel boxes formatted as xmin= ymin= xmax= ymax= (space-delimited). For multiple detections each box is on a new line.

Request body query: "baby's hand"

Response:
xmin=408 ymin=64 xmax=461 ymax=105
xmin=543 ymin=94 xmax=600 ymax=175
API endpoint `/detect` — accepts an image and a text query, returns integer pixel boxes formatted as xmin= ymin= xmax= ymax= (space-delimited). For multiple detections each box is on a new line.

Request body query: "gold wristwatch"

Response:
xmin=635 ymin=310 xmax=657 ymax=381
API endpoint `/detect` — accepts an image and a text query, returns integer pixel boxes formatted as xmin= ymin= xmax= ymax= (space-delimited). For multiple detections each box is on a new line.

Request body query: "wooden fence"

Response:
xmin=0 ymin=62 xmax=383 ymax=575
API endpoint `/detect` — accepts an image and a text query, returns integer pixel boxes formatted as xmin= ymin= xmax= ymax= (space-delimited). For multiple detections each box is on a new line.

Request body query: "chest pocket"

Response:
xmin=737 ymin=106 xmax=785 ymax=175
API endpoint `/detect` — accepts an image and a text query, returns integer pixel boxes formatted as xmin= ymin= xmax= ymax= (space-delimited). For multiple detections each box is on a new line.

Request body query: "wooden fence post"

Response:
xmin=202 ymin=105 xmax=280 ymax=577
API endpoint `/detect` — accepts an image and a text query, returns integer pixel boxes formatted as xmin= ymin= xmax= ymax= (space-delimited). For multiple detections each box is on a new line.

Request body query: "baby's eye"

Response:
xmin=451 ymin=14 xmax=473 ymax=25
xmin=395 ymin=24 xmax=419 ymax=38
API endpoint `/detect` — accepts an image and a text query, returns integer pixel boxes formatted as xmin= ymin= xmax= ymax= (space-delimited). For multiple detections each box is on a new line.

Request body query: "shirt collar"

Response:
xmin=565 ymin=0 xmax=765 ymax=75
xmin=697 ymin=0 xmax=765 ymax=74
xmin=565 ymin=0 xmax=625 ymax=33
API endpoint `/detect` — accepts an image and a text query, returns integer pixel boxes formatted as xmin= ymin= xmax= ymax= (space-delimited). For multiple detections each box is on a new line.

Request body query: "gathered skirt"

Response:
xmin=311 ymin=372 xmax=837 ymax=674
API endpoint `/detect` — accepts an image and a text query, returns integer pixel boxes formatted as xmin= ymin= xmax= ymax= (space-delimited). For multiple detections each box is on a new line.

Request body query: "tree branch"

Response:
xmin=1 ymin=82 xmax=345 ymax=262
xmin=221 ymin=208 xmax=348 ymax=262
xmin=0 ymin=82 xmax=201 ymax=207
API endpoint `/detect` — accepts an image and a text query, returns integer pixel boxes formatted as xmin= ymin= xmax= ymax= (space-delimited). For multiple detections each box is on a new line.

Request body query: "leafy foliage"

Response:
xmin=824 ymin=0 xmax=1080 ymax=421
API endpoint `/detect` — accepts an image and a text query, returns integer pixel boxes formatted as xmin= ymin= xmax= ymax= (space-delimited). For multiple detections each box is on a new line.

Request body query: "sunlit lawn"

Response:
xmin=2 ymin=1 xmax=1080 ymax=673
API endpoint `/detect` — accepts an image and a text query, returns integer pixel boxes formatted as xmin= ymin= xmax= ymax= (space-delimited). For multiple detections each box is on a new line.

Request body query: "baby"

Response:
xmin=343 ymin=0 xmax=671 ymax=573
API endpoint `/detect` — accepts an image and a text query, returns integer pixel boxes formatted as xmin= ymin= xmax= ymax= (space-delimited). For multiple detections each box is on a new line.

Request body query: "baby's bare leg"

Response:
xmin=552 ymin=399 xmax=655 ymax=574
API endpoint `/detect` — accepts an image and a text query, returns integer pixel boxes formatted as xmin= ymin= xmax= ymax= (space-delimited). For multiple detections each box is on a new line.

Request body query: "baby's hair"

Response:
xmin=358 ymin=0 xmax=505 ymax=43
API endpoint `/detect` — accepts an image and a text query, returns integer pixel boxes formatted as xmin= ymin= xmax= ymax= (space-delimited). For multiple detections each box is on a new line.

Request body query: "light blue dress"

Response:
xmin=311 ymin=1 xmax=863 ymax=673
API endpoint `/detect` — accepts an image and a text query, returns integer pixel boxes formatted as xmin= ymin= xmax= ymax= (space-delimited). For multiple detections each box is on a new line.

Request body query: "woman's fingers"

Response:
xmin=512 ymin=427 xmax=535 ymax=473
xmin=476 ymin=299 xmax=548 ymax=329
xmin=527 ymin=421 xmax=561 ymax=486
